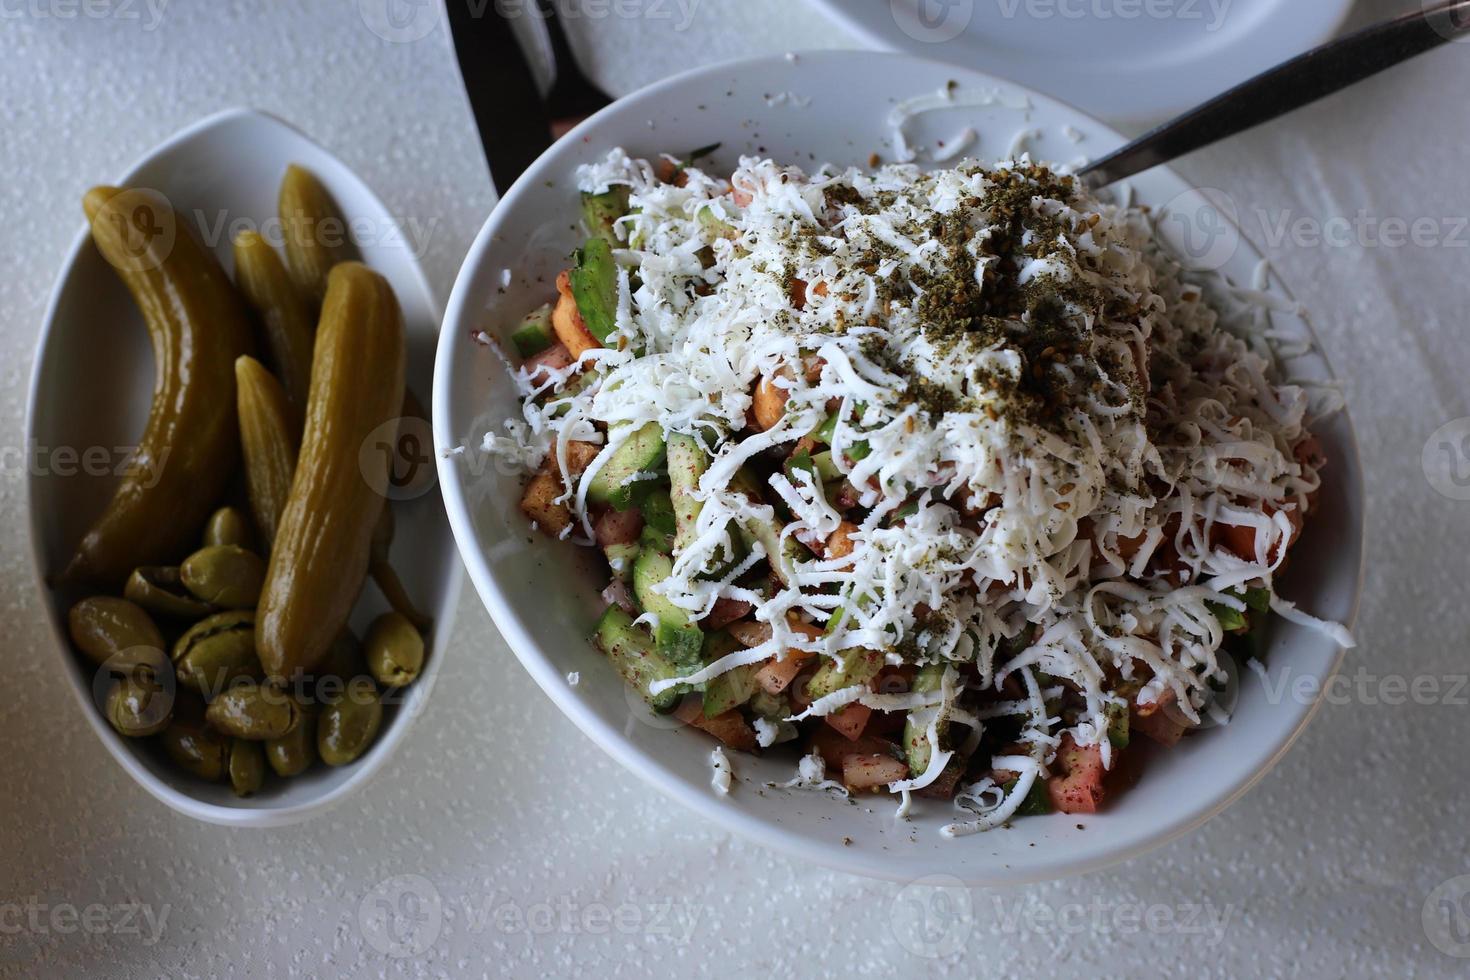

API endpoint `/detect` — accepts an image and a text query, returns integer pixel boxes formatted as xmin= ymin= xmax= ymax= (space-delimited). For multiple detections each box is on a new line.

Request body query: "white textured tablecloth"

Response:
xmin=2 ymin=1 xmax=1467 ymax=976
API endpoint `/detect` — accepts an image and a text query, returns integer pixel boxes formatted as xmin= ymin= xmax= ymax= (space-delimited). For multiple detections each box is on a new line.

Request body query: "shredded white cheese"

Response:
xmin=709 ymin=746 xmax=732 ymax=794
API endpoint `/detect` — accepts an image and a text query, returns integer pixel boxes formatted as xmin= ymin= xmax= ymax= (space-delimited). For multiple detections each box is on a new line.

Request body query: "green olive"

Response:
xmin=228 ymin=739 xmax=267 ymax=797
xmin=104 ymin=667 xmax=174 ymax=737
xmin=204 ymin=506 xmax=257 ymax=550
xmin=205 ymin=680 xmax=300 ymax=739
xmin=180 ymin=545 xmax=266 ymax=608
xmin=265 ymin=700 xmax=317 ymax=777
xmin=172 ymin=611 xmax=261 ymax=698
xmin=125 ymin=565 xmax=214 ymax=619
xmin=68 ymin=596 xmax=165 ymax=668
xmin=364 ymin=612 xmax=424 ymax=688
xmin=317 ymin=677 xmax=383 ymax=766
xmin=159 ymin=714 xmax=229 ymax=780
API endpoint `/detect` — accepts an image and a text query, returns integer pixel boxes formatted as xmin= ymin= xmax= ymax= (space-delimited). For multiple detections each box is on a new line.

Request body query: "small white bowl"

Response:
xmin=434 ymin=51 xmax=1364 ymax=883
xmin=26 ymin=108 xmax=462 ymax=827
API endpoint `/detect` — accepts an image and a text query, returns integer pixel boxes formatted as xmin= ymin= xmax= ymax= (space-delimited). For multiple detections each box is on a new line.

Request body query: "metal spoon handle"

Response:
xmin=1081 ymin=0 xmax=1470 ymax=189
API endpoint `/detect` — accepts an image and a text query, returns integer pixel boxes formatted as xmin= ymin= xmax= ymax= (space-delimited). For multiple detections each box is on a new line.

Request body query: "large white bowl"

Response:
xmin=26 ymin=108 xmax=462 ymax=827
xmin=434 ymin=51 xmax=1363 ymax=883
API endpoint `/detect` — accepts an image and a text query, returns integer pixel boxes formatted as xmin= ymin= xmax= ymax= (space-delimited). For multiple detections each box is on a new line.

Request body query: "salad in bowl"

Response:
xmin=483 ymin=145 xmax=1347 ymax=835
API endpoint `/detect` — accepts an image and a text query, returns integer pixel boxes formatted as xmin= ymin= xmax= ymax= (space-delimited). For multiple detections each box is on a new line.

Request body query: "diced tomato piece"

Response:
xmin=593 ymin=507 xmax=643 ymax=547
xmin=823 ymin=703 xmax=871 ymax=741
xmin=755 ymin=655 xmax=809 ymax=695
xmin=524 ymin=343 xmax=573 ymax=385
xmin=809 ymin=728 xmax=897 ymax=770
xmin=1131 ymin=704 xmax=1187 ymax=747
xmin=841 ymin=753 xmax=909 ymax=791
xmin=673 ymin=700 xmax=758 ymax=752
xmin=1046 ymin=734 xmax=1107 ymax=814
xmin=703 ymin=598 xmax=753 ymax=632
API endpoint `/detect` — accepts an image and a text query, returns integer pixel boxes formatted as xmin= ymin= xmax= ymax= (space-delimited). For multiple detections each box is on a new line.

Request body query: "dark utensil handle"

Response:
xmin=445 ymin=0 xmax=554 ymax=193
xmin=1082 ymin=0 xmax=1470 ymax=188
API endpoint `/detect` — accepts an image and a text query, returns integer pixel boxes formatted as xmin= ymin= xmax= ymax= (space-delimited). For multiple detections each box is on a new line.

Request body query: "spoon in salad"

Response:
xmin=1081 ymin=0 xmax=1470 ymax=189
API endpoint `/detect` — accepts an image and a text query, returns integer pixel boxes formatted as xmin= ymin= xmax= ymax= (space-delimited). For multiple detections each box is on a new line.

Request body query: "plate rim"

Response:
xmin=805 ymin=0 xmax=1358 ymax=124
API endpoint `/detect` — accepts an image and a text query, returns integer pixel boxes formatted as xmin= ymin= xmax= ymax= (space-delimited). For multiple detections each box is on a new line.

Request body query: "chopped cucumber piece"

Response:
xmin=903 ymin=663 xmax=950 ymax=775
xmin=569 ymin=237 xmax=619 ymax=343
xmin=813 ymin=411 xmax=838 ymax=445
xmin=510 ymin=303 xmax=555 ymax=358
xmin=806 ymin=648 xmax=883 ymax=702
xmin=810 ymin=450 xmax=841 ymax=482
xmin=785 ymin=450 xmax=816 ymax=483
xmin=587 ymin=422 xmax=666 ymax=510
xmin=593 ymin=605 xmax=686 ymax=712
xmin=1105 ymin=701 xmax=1130 ymax=749
xmin=1003 ymin=776 xmax=1054 ymax=816
xmin=737 ymin=516 xmax=808 ymax=587
xmin=603 ymin=542 xmax=640 ymax=583
xmin=640 ymin=487 xmax=677 ymax=537
xmin=749 ymin=690 xmax=789 ymax=720
xmin=632 ymin=550 xmax=704 ymax=668
xmin=639 ymin=524 xmax=674 ymax=554
xmin=667 ymin=433 xmax=708 ymax=554
xmin=701 ymin=632 xmax=757 ymax=718
xmin=697 ymin=204 xmax=739 ymax=241
xmin=1207 ymin=600 xmax=1248 ymax=633
xmin=581 ymin=187 xmax=631 ymax=247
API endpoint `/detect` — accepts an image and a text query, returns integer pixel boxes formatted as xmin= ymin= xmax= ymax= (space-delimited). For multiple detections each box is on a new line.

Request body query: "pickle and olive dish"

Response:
xmin=28 ymin=110 xmax=459 ymax=822
xmin=434 ymin=51 xmax=1362 ymax=880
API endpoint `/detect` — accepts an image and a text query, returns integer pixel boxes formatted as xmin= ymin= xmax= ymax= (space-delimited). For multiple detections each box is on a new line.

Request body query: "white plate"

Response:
xmin=26 ymin=108 xmax=462 ymax=827
xmin=808 ymin=0 xmax=1355 ymax=124
xmin=434 ymin=50 xmax=1363 ymax=883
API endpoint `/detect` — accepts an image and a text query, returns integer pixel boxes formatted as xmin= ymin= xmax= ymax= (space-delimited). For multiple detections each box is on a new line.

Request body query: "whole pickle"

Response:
xmin=60 ymin=186 xmax=253 ymax=588
xmin=233 ymin=230 xmax=315 ymax=416
xmin=278 ymin=165 xmax=350 ymax=302
xmin=257 ymin=263 xmax=404 ymax=682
